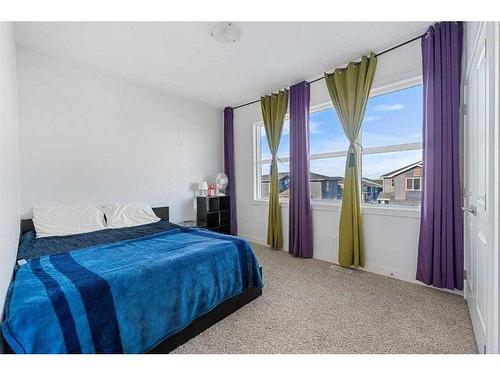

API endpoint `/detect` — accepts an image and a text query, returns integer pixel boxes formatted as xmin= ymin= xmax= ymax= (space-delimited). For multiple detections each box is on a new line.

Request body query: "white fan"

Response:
xmin=213 ymin=172 xmax=229 ymax=196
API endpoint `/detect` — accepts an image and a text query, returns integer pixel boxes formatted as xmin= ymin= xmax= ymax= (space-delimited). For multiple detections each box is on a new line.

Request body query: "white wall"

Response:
xmin=0 ymin=23 xmax=21 ymax=316
xmin=235 ymin=40 xmax=425 ymax=284
xmin=16 ymin=47 xmax=222 ymax=223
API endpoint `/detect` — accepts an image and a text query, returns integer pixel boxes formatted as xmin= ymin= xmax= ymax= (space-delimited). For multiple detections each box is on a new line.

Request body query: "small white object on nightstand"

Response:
xmin=198 ymin=181 xmax=208 ymax=197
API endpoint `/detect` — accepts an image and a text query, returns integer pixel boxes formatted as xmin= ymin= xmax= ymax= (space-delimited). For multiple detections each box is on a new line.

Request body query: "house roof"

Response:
xmin=261 ymin=173 xmax=383 ymax=188
xmin=381 ymin=161 xmax=422 ymax=179
xmin=362 ymin=178 xmax=383 ymax=188
xmin=310 ymin=172 xmax=340 ymax=181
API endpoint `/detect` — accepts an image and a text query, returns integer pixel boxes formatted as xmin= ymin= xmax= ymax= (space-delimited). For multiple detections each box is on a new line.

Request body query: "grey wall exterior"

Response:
xmin=394 ymin=174 xmax=406 ymax=200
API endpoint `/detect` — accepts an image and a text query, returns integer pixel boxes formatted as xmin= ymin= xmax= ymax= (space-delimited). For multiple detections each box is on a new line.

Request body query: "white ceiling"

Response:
xmin=13 ymin=22 xmax=431 ymax=108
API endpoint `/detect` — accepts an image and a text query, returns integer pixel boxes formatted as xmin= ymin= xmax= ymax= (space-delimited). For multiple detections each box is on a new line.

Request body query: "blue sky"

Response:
xmin=261 ymin=84 xmax=423 ymax=179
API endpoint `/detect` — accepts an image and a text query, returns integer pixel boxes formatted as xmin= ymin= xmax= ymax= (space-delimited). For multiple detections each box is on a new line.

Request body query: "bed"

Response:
xmin=1 ymin=207 xmax=263 ymax=354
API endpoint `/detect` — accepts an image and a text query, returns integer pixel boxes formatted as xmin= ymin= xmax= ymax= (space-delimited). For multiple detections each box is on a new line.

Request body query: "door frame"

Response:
xmin=492 ymin=21 xmax=500 ymax=355
xmin=463 ymin=21 xmax=500 ymax=354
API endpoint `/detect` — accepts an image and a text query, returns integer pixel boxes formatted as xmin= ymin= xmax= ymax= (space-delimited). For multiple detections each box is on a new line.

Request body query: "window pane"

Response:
xmin=414 ymin=178 xmax=421 ymax=191
xmin=260 ymin=125 xmax=272 ymax=160
xmin=260 ymin=162 xmax=290 ymax=199
xmin=309 ymin=157 xmax=346 ymax=200
xmin=362 ymin=85 xmax=423 ymax=148
xmin=362 ymin=149 xmax=422 ymax=206
xmin=309 ymin=108 xmax=349 ymax=154
xmin=406 ymin=178 xmax=413 ymax=190
xmin=260 ymin=121 xmax=290 ymax=160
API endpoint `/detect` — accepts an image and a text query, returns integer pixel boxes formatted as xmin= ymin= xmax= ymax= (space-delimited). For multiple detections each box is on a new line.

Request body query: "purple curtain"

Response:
xmin=416 ymin=22 xmax=463 ymax=290
xmin=289 ymin=81 xmax=313 ymax=257
xmin=224 ymin=107 xmax=238 ymax=235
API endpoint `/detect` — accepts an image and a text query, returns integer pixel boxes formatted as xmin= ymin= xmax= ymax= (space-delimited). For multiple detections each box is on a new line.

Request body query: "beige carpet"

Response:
xmin=173 ymin=243 xmax=478 ymax=354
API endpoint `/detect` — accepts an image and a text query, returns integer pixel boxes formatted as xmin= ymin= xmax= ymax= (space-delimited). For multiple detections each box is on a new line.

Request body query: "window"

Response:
xmin=258 ymin=161 xmax=290 ymax=199
xmin=308 ymin=107 xmax=348 ymax=201
xmin=406 ymin=177 xmax=421 ymax=191
xmin=362 ymin=84 xmax=423 ymax=206
xmin=255 ymin=106 xmax=348 ymax=202
xmin=254 ymin=80 xmax=423 ymax=208
xmin=256 ymin=122 xmax=291 ymax=200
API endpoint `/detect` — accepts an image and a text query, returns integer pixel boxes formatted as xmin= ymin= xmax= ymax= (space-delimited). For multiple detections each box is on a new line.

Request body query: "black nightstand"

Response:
xmin=196 ymin=196 xmax=230 ymax=234
xmin=177 ymin=220 xmax=206 ymax=229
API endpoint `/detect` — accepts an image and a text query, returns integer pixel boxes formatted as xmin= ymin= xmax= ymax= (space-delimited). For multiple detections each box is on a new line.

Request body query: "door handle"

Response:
xmin=462 ymin=205 xmax=477 ymax=216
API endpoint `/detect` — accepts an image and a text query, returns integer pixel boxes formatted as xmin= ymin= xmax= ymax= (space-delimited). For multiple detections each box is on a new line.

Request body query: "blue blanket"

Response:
xmin=2 ymin=227 xmax=263 ymax=353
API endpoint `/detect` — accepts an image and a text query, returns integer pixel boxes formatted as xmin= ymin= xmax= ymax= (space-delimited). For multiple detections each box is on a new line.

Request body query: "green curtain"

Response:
xmin=324 ymin=53 xmax=377 ymax=268
xmin=260 ymin=90 xmax=289 ymax=249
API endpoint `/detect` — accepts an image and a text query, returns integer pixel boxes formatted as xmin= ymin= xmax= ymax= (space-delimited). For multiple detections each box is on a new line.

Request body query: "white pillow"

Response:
xmin=103 ymin=203 xmax=160 ymax=229
xmin=33 ymin=206 xmax=107 ymax=238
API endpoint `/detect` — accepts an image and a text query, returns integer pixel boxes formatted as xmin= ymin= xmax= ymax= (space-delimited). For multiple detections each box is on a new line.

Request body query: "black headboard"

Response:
xmin=20 ymin=206 xmax=170 ymax=236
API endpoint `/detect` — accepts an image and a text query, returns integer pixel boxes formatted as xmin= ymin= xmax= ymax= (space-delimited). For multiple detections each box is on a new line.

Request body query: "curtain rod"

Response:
xmin=231 ymin=31 xmax=427 ymax=110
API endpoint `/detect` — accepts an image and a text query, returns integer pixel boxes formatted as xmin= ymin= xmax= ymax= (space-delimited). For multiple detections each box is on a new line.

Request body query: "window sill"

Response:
xmin=362 ymin=204 xmax=420 ymax=218
xmin=251 ymin=199 xmax=420 ymax=218
xmin=252 ymin=199 xmax=290 ymax=207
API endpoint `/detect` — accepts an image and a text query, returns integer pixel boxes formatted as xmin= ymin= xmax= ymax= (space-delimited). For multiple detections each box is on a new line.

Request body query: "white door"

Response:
xmin=463 ymin=32 xmax=489 ymax=354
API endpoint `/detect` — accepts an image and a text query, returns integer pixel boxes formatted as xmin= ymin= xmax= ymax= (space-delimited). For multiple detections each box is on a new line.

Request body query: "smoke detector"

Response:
xmin=210 ymin=22 xmax=240 ymax=44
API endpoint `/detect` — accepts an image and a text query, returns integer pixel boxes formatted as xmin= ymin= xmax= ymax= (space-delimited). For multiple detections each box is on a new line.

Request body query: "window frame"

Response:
xmin=253 ymin=75 xmax=423 ymax=211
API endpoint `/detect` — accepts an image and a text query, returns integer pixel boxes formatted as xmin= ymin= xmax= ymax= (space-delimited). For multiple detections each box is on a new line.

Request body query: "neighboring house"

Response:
xmin=362 ymin=178 xmax=384 ymax=203
xmin=261 ymin=172 xmax=340 ymax=200
xmin=377 ymin=161 xmax=423 ymax=206
xmin=261 ymin=173 xmax=382 ymax=201
xmin=311 ymin=173 xmax=343 ymax=200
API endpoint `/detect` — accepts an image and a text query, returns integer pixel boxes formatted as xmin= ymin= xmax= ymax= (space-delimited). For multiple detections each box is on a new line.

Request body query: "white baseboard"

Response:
xmin=363 ymin=263 xmax=462 ymax=295
xmin=239 ymin=233 xmax=268 ymax=247
xmin=239 ymin=233 xmax=462 ymax=296
xmin=363 ymin=262 xmax=415 ymax=284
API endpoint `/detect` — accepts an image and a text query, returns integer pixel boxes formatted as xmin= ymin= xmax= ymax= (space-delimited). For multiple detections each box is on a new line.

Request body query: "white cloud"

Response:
xmin=372 ymin=103 xmax=405 ymax=112
xmin=309 ymin=121 xmax=322 ymax=134
xmin=363 ymin=115 xmax=382 ymax=123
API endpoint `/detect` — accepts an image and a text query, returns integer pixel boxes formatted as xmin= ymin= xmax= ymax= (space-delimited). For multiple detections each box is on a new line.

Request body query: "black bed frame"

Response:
xmin=7 ymin=206 xmax=263 ymax=354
